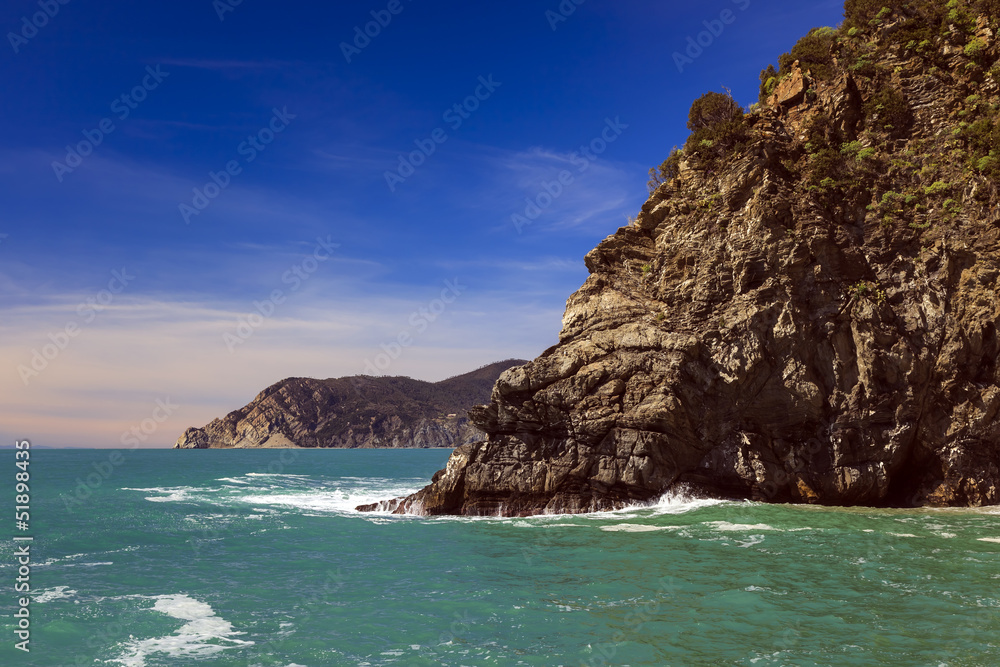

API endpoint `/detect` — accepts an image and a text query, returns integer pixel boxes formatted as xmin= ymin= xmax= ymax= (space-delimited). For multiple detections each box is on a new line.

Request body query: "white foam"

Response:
xmin=109 ymin=594 xmax=252 ymax=667
xmin=646 ymin=488 xmax=728 ymax=516
xmin=34 ymin=586 xmax=76 ymax=603
xmin=35 ymin=553 xmax=89 ymax=567
xmin=706 ymin=521 xmax=778 ymax=532
xmin=978 ymin=538 xmax=1000 ymax=544
xmin=126 ymin=475 xmax=425 ymax=518
xmin=736 ymin=536 xmax=765 ymax=548
xmin=600 ymin=524 xmax=669 ymax=533
xmin=244 ymin=473 xmax=312 ymax=479
xmin=123 ymin=487 xmax=193 ymax=503
xmin=237 ymin=485 xmax=423 ymax=514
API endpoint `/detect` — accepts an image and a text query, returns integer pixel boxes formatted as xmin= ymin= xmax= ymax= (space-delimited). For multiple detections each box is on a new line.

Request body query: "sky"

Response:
xmin=0 ymin=0 xmax=846 ymax=447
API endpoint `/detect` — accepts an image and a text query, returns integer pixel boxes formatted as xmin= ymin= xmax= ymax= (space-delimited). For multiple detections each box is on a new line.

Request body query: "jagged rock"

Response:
xmin=174 ymin=360 xmax=526 ymax=449
xmin=769 ymin=62 xmax=809 ymax=108
xmin=363 ymin=1 xmax=1000 ymax=516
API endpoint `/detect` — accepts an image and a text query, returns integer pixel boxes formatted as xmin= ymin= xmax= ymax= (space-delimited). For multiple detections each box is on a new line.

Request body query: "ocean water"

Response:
xmin=2 ymin=449 xmax=999 ymax=667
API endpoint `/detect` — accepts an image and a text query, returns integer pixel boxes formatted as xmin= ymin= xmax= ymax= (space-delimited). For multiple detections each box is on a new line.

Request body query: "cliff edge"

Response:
xmin=363 ymin=0 xmax=1000 ymax=515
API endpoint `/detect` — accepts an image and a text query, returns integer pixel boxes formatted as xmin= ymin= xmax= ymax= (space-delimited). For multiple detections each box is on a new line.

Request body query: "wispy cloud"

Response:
xmin=489 ymin=146 xmax=642 ymax=234
xmin=0 ymin=270 xmax=562 ymax=447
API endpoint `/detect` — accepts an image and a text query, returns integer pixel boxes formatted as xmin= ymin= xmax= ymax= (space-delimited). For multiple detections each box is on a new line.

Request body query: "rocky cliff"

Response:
xmin=174 ymin=360 xmax=526 ymax=449
xmin=362 ymin=0 xmax=1000 ymax=515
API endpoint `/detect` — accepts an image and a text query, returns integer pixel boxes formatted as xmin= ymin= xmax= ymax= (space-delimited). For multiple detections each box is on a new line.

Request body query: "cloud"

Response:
xmin=0 ymin=267 xmax=564 ymax=447
xmin=436 ymin=142 xmax=646 ymax=237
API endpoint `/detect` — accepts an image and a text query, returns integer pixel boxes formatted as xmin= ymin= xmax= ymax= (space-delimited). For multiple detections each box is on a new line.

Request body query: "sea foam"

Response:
xmin=34 ymin=586 xmax=77 ymax=603
xmin=109 ymin=594 xmax=252 ymax=667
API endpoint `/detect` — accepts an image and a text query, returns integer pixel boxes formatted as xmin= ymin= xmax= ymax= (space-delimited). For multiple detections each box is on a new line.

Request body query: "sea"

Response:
xmin=2 ymin=448 xmax=998 ymax=666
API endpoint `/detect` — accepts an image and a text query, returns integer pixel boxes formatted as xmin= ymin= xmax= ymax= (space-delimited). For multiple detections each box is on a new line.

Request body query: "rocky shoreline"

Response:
xmin=362 ymin=1 xmax=1000 ymax=516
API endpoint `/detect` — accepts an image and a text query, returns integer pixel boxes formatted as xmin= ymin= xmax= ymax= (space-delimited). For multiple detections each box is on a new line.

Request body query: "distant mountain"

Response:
xmin=174 ymin=360 xmax=528 ymax=449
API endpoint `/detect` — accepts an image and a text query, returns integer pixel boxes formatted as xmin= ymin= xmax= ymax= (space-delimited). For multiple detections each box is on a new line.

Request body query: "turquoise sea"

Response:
xmin=2 ymin=448 xmax=999 ymax=666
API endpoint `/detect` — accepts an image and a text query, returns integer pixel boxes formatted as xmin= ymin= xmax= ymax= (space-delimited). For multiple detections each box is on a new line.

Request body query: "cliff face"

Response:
xmin=174 ymin=360 xmax=526 ymax=449
xmin=364 ymin=1 xmax=1000 ymax=515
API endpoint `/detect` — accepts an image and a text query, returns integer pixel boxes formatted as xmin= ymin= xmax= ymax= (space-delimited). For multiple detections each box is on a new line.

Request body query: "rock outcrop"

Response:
xmin=362 ymin=0 xmax=1000 ymax=515
xmin=174 ymin=360 xmax=526 ymax=449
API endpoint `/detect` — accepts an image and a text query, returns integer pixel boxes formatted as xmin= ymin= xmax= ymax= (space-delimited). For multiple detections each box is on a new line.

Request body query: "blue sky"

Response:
xmin=0 ymin=0 xmax=845 ymax=447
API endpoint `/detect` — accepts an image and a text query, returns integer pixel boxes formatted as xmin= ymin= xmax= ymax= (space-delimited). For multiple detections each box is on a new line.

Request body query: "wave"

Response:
xmin=125 ymin=475 xmax=426 ymax=518
xmin=122 ymin=487 xmax=192 ymax=503
xmin=645 ymin=487 xmax=730 ymax=516
xmin=243 ymin=473 xmax=313 ymax=479
xmin=705 ymin=521 xmax=779 ymax=532
xmin=600 ymin=524 xmax=673 ymax=533
xmin=237 ymin=487 xmax=422 ymax=514
xmin=124 ymin=474 xmax=733 ymax=524
xmin=34 ymin=586 xmax=77 ymax=603
xmin=108 ymin=594 xmax=253 ymax=667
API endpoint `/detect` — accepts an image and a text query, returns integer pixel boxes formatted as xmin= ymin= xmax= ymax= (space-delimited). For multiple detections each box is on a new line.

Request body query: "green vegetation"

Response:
xmin=924 ymin=181 xmax=951 ymax=196
xmin=688 ymin=91 xmax=743 ymax=131
xmin=683 ymin=91 xmax=750 ymax=166
xmin=857 ymin=147 xmax=878 ymax=161
xmin=863 ymin=87 xmax=912 ymax=137
xmin=849 ymin=280 xmax=887 ymax=304
xmin=954 ymin=105 xmax=1000 ymax=179
xmin=647 ymin=0 xmax=1000 ymax=238
xmin=843 ymin=0 xmax=999 ymax=63
xmin=777 ymin=27 xmax=838 ymax=80
xmin=850 ymin=56 xmax=882 ymax=79
xmin=758 ymin=64 xmax=778 ymax=105
xmin=647 ymin=147 xmax=682 ymax=193
xmin=757 ymin=25 xmax=838 ymax=104
xmin=965 ymin=38 xmax=987 ymax=60
xmin=649 ymin=90 xmax=753 ymax=184
xmin=698 ymin=194 xmax=721 ymax=210
xmin=841 ymin=141 xmax=863 ymax=157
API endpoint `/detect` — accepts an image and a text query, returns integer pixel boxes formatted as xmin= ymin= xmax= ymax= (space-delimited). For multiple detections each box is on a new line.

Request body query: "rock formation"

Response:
xmin=362 ymin=0 xmax=1000 ymax=515
xmin=174 ymin=360 xmax=526 ymax=449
